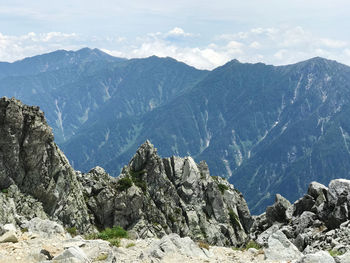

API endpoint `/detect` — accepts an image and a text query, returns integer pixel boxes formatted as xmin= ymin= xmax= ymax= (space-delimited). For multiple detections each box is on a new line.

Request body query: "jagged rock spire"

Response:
xmin=0 ymin=97 xmax=92 ymax=232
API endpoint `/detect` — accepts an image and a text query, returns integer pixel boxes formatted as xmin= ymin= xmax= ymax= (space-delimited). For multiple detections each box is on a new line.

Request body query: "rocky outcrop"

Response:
xmin=0 ymin=97 xmax=91 ymax=232
xmin=80 ymin=141 xmax=253 ymax=246
xmin=251 ymin=179 xmax=350 ymax=254
xmin=0 ymin=97 xmax=252 ymax=246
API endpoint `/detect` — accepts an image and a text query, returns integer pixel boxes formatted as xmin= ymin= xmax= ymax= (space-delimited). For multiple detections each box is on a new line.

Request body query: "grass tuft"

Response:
xmin=245 ymin=240 xmax=261 ymax=250
xmin=66 ymin=227 xmax=77 ymax=237
xmin=126 ymin=242 xmax=135 ymax=248
xmin=95 ymin=253 xmax=108 ymax=261
xmin=218 ymin=183 xmax=229 ymax=194
xmin=198 ymin=241 xmax=210 ymax=250
xmin=329 ymin=249 xmax=344 ymax=257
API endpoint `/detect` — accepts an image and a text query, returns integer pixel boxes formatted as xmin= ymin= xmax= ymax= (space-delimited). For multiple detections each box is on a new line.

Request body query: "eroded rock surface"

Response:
xmin=81 ymin=141 xmax=253 ymax=246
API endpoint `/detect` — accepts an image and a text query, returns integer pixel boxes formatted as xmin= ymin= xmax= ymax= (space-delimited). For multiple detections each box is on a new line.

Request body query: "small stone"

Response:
xmin=53 ymin=246 xmax=89 ymax=262
xmin=0 ymin=230 xmax=18 ymax=243
xmin=247 ymin=248 xmax=259 ymax=255
xmin=3 ymin=224 xmax=16 ymax=232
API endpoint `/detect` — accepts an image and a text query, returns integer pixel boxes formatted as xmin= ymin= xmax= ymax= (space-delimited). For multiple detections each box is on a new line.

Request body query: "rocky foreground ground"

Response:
xmin=1 ymin=217 xmax=350 ymax=263
xmin=0 ymin=218 xmax=266 ymax=263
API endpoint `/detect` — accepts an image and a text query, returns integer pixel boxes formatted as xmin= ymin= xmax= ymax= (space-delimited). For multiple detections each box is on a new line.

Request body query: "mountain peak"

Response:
xmin=0 ymin=47 xmax=124 ymax=79
xmin=292 ymin=56 xmax=339 ymax=68
xmin=129 ymin=140 xmax=158 ymax=171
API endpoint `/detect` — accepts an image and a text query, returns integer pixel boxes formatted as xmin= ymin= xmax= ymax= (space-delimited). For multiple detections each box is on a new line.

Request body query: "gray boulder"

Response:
xmin=325 ymin=179 xmax=350 ymax=229
xmin=266 ymin=194 xmax=292 ymax=225
xmin=293 ymin=195 xmax=316 ymax=216
xmin=298 ymin=251 xmax=335 ymax=263
xmin=53 ymin=246 xmax=90 ymax=263
xmin=0 ymin=230 xmax=18 ymax=243
xmin=308 ymin=182 xmax=328 ymax=201
xmin=335 ymin=251 xmax=350 ymax=263
xmin=264 ymin=230 xmax=302 ymax=261
xmin=23 ymin=217 xmax=65 ymax=237
xmin=256 ymin=224 xmax=281 ymax=247
xmin=3 ymin=223 xmax=16 ymax=232
xmin=142 ymin=233 xmax=209 ymax=260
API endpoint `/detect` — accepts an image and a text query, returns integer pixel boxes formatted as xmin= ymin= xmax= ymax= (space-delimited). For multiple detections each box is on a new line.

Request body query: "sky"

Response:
xmin=0 ymin=0 xmax=350 ymax=69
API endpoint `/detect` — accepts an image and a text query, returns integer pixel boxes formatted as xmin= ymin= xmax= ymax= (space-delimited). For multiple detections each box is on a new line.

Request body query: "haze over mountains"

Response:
xmin=2 ymin=48 xmax=350 ymax=214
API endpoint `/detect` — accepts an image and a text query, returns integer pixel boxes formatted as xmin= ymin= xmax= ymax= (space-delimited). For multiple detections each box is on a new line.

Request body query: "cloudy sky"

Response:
xmin=0 ymin=0 xmax=349 ymax=69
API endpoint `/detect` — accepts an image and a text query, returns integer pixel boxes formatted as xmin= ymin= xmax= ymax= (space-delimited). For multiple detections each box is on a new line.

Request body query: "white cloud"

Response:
xmin=0 ymin=32 xmax=81 ymax=62
xmin=345 ymin=49 xmax=350 ymax=57
xmin=274 ymin=49 xmax=287 ymax=60
xmin=250 ymin=41 xmax=261 ymax=49
xmin=166 ymin=27 xmax=192 ymax=37
xmin=320 ymin=38 xmax=347 ymax=49
xmin=226 ymin=40 xmax=243 ymax=49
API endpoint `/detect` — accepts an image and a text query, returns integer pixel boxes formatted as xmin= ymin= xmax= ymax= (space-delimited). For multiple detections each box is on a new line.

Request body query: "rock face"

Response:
xmin=0 ymin=97 xmax=91 ymax=232
xmin=80 ymin=141 xmax=253 ymax=246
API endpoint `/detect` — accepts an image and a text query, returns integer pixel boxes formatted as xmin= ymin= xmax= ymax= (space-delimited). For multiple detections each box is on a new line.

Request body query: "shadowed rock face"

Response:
xmin=0 ymin=97 xmax=91 ymax=231
xmin=81 ymin=140 xmax=253 ymax=246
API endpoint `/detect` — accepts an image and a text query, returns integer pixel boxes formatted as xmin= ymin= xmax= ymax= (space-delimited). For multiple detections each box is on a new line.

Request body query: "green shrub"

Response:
xmin=1 ymin=188 xmax=8 ymax=194
xmin=94 ymin=226 xmax=128 ymax=247
xmin=98 ymin=226 xmax=128 ymax=240
xmin=66 ymin=227 xmax=77 ymax=237
xmin=329 ymin=249 xmax=344 ymax=257
xmin=116 ymin=177 xmax=133 ymax=191
xmin=130 ymin=169 xmax=147 ymax=192
xmin=21 ymin=227 xmax=28 ymax=233
xmin=245 ymin=240 xmax=261 ymax=250
xmin=218 ymin=183 xmax=229 ymax=194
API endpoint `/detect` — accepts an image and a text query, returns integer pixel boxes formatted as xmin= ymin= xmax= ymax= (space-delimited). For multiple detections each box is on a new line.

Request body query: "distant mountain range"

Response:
xmin=2 ymin=48 xmax=350 ymax=214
